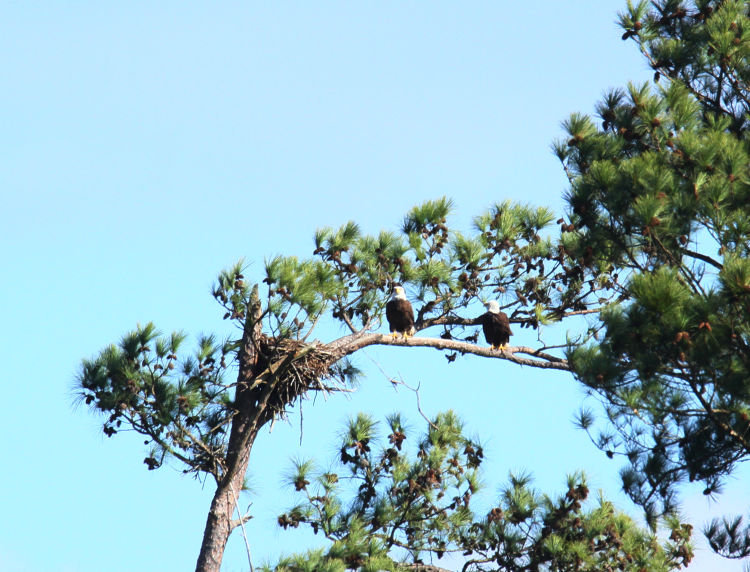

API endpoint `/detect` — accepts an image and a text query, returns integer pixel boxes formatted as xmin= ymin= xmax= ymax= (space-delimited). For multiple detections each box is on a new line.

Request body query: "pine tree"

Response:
xmin=76 ymin=198 xmax=605 ymax=571
xmin=74 ymin=0 xmax=750 ymax=568
xmin=265 ymin=412 xmax=693 ymax=572
xmin=556 ymin=0 xmax=750 ymax=556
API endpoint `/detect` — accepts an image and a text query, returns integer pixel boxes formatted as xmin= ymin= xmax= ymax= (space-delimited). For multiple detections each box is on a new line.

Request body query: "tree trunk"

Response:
xmin=195 ymin=287 xmax=279 ymax=572
xmin=194 ymin=474 xmax=246 ymax=572
xmin=194 ymin=413 xmax=260 ymax=571
xmin=194 ymin=382 xmax=265 ymax=571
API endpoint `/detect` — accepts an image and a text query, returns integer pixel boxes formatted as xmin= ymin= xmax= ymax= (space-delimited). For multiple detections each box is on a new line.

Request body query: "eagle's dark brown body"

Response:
xmin=480 ymin=309 xmax=512 ymax=349
xmin=386 ymin=287 xmax=415 ymax=338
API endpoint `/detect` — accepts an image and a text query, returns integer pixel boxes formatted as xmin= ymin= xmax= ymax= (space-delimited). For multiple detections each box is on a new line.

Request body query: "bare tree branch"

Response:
xmin=405 ymin=565 xmax=454 ymax=572
xmin=333 ymin=333 xmax=569 ymax=371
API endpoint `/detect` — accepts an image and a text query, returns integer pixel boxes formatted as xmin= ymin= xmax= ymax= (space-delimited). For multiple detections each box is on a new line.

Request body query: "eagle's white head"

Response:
xmin=484 ymin=300 xmax=501 ymax=314
xmin=391 ymin=285 xmax=407 ymax=300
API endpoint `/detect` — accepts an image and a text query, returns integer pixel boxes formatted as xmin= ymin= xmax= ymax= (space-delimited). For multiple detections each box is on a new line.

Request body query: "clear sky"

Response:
xmin=2 ymin=2 xmax=748 ymax=571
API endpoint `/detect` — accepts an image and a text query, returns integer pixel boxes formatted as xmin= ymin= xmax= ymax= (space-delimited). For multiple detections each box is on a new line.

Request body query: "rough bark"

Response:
xmin=329 ymin=331 xmax=570 ymax=371
xmin=194 ymin=461 xmax=251 ymax=572
xmin=405 ymin=566 xmax=453 ymax=572
xmin=195 ymin=289 xmax=266 ymax=572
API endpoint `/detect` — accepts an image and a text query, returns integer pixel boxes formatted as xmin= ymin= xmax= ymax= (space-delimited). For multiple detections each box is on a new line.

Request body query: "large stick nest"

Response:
xmin=256 ymin=335 xmax=351 ymax=418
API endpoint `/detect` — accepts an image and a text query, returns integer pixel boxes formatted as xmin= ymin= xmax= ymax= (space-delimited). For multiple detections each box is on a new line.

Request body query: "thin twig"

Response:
xmin=299 ymin=399 xmax=304 ymax=446
xmin=362 ymin=350 xmax=437 ymax=430
xmin=347 ymin=334 xmax=570 ymax=370
xmin=405 ymin=380 xmax=438 ymax=431
xmin=228 ymin=480 xmax=254 ymax=572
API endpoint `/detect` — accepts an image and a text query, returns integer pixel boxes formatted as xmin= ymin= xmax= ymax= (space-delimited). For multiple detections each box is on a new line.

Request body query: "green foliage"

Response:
xmin=559 ymin=0 xmax=750 ymax=557
xmin=75 ymin=3 xmax=750 ymax=568
xmin=268 ymin=413 xmax=693 ymax=571
xmin=77 ymin=185 xmax=612 ymax=491
xmin=264 ymin=255 xmax=345 ymax=336
xmin=75 ymin=323 xmax=233 ymax=474
xmin=248 ymin=193 xmax=613 ymax=339
xmin=402 ymin=197 xmax=454 ymax=235
xmin=704 ymin=513 xmax=750 ymax=560
xmin=212 ymin=259 xmax=251 ymax=322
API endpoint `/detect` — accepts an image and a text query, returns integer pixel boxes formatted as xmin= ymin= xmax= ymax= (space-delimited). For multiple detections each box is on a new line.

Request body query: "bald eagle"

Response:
xmin=479 ymin=301 xmax=512 ymax=350
xmin=386 ymin=285 xmax=415 ymax=339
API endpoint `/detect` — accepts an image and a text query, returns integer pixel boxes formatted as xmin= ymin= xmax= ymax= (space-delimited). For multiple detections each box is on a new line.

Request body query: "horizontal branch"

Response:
xmin=681 ymin=247 xmax=723 ymax=270
xmin=405 ymin=565 xmax=454 ymax=572
xmin=229 ymin=514 xmax=253 ymax=531
xmin=332 ymin=333 xmax=570 ymax=371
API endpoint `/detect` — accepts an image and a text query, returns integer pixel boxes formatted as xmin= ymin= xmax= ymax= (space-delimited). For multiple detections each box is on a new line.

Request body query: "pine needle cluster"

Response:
xmin=76 ymin=323 xmax=233 ymax=475
xmin=266 ymin=413 xmax=693 ymax=572
xmin=559 ymin=0 xmax=750 ymax=553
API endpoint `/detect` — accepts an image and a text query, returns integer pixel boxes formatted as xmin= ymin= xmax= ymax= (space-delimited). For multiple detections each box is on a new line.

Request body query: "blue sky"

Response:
xmin=3 ymin=2 xmax=748 ymax=571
